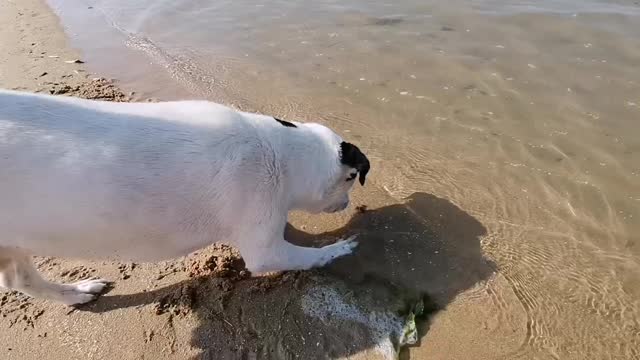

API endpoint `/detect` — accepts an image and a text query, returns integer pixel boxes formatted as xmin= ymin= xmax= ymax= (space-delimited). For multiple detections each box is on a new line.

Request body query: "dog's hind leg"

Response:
xmin=0 ymin=247 xmax=109 ymax=305
xmin=238 ymin=235 xmax=358 ymax=274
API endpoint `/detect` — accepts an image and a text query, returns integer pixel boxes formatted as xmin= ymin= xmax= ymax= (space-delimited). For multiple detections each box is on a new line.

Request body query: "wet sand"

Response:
xmin=0 ymin=1 xmax=507 ymax=359
xmin=4 ymin=0 xmax=640 ymax=358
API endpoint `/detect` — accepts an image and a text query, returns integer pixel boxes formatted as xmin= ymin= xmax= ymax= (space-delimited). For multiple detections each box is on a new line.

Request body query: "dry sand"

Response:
xmin=0 ymin=1 xmax=506 ymax=359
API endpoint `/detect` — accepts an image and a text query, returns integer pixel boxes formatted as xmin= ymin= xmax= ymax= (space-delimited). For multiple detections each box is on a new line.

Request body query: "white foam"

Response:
xmin=301 ymin=286 xmax=407 ymax=360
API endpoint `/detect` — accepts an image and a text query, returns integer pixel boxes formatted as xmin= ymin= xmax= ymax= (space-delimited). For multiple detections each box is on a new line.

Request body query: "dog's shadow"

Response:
xmin=82 ymin=192 xmax=493 ymax=359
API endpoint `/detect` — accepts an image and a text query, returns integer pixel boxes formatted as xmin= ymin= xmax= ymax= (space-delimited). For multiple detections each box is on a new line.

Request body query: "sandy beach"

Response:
xmin=3 ymin=0 xmax=640 ymax=359
xmin=0 ymin=1 xmax=507 ymax=359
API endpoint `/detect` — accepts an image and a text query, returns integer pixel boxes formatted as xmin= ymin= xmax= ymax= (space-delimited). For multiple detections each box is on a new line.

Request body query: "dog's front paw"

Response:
xmin=336 ymin=234 xmax=359 ymax=254
xmin=61 ymin=278 xmax=111 ymax=306
xmin=73 ymin=278 xmax=110 ymax=294
xmin=317 ymin=235 xmax=359 ymax=267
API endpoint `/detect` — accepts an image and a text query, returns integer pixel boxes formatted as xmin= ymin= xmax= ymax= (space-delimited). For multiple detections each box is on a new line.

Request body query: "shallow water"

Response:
xmin=48 ymin=0 xmax=640 ymax=358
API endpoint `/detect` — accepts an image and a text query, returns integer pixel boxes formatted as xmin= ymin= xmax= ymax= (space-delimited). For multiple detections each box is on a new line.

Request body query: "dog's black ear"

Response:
xmin=274 ymin=117 xmax=297 ymax=128
xmin=340 ymin=141 xmax=370 ymax=185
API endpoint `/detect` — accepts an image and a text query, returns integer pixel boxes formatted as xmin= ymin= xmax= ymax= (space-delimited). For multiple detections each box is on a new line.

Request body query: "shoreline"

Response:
xmin=12 ymin=0 xmax=640 ymax=359
xmin=0 ymin=0 xmax=127 ymax=97
xmin=0 ymin=0 xmax=460 ymax=360
xmin=0 ymin=1 xmax=508 ymax=360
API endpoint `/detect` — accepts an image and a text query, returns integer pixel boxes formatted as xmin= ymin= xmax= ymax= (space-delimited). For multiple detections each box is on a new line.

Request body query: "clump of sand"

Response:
xmin=45 ymin=77 xmax=130 ymax=102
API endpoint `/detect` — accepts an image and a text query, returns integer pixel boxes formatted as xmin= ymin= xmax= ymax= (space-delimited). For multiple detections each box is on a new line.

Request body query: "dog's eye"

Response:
xmin=346 ymin=172 xmax=357 ymax=181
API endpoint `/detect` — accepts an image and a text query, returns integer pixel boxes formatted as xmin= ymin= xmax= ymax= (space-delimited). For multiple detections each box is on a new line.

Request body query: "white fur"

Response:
xmin=0 ymin=89 xmax=361 ymax=305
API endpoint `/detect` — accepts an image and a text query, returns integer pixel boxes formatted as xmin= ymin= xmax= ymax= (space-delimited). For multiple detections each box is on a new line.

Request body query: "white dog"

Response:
xmin=0 ymin=89 xmax=369 ymax=305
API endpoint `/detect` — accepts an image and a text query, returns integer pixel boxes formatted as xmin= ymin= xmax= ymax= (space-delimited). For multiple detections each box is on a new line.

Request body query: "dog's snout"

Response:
xmin=331 ymin=200 xmax=350 ymax=213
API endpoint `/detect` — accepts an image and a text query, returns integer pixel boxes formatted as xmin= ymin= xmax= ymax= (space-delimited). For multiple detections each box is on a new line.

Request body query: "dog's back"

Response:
xmin=0 ymin=90 xmax=275 ymax=261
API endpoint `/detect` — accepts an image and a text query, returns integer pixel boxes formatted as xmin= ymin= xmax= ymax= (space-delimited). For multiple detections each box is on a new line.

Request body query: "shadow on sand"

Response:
xmin=82 ymin=192 xmax=494 ymax=359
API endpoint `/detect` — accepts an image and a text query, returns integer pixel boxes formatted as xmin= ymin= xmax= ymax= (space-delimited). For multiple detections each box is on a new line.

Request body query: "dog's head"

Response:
xmin=289 ymin=122 xmax=370 ymax=214
xmin=322 ymin=140 xmax=370 ymax=213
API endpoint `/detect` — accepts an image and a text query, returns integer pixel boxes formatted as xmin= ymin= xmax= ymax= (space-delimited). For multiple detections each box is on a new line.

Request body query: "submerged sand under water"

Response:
xmin=11 ymin=0 xmax=640 ymax=358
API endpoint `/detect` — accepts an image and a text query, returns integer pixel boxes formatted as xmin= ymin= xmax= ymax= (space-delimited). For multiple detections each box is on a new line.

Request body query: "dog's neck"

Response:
xmin=275 ymin=125 xmax=340 ymax=211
